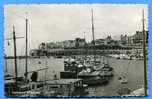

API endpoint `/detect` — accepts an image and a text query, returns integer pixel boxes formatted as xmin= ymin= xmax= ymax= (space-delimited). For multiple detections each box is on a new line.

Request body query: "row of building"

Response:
xmin=120 ymin=31 xmax=148 ymax=46
xmin=45 ymin=35 xmax=119 ymax=49
xmin=46 ymin=38 xmax=86 ymax=49
xmin=29 ymin=31 xmax=148 ymax=56
xmin=45 ymin=30 xmax=148 ymax=49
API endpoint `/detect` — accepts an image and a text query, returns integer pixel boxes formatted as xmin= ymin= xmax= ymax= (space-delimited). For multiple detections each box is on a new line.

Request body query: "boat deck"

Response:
xmin=46 ymin=79 xmax=82 ymax=85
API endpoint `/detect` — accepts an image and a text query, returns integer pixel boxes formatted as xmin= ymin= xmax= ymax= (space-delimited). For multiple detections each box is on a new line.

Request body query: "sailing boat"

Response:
xmin=4 ymin=26 xmax=26 ymax=96
xmin=4 ymin=54 xmax=15 ymax=80
xmin=13 ymin=15 xmax=49 ymax=97
xmin=77 ymin=9 xmax=114 ymax=85
xmin=4 ymin=15 xmax=48 ymax=97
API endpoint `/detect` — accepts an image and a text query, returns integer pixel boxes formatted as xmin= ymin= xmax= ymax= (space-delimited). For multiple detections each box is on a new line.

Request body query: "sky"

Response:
xmin=4 ymin=4 xmax=148 ymax=56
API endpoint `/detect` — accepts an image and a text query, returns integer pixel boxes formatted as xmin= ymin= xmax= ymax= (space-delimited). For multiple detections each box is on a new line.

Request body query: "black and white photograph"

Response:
xmin=4 ymin=4 xmax=148 ymax=97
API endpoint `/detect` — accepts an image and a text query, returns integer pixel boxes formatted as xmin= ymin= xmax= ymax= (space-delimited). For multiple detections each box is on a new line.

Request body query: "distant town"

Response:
xmin=29 ymin=30 xmax=148 ymax=57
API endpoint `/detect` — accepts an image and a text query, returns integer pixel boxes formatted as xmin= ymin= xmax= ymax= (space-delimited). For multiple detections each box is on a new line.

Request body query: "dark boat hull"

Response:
xmin=78 ymin=76 xmax=109 ymax=86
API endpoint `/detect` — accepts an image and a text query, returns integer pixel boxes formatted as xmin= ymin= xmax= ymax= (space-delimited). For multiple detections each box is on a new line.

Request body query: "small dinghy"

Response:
xmin=118 ymin=76 xmax=128 ymax=84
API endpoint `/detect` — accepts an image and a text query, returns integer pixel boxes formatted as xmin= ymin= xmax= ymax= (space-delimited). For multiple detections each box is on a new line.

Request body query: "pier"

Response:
xmin=30 ymin=45 xmax=133 ymax=57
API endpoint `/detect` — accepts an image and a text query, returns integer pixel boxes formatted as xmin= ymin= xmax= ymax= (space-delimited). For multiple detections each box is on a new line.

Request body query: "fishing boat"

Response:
xmin=78 ymin=68 xmax=109 ymax=85
xmin=41 ymin=79 xmax=88 ymax=97
xmin=77 ymin=59 xmax=113 ymax=85
xmin=4 ymin=26 xmax=27 ymax=96
xmin=77 ymin=9 xmax=114 ymax=85
xmin=4 ymin=17 xmax=48 ymax=97
xmin=64 ymin=56 xmax=84 ymax=73
xmin=62 ymin=9 xmax=114 ymax=85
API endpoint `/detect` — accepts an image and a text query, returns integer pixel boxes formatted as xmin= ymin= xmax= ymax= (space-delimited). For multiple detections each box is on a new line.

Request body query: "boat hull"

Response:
xmin=78 ymin=76 xmax=109 ymax=86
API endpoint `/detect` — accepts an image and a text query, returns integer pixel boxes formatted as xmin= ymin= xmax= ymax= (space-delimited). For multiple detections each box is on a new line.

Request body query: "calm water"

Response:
xmin=4 ymin=56 xmax=145 ymax=96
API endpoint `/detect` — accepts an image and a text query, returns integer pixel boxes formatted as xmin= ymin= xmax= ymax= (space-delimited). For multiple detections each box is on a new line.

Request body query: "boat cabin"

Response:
xmin=44 ymin=79 xmax=86 ymax=96
xmin=5 ymin=79 xmax=16 ymax=96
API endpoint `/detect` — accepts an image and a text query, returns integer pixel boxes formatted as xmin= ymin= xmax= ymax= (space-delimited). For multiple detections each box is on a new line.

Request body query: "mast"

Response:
xmin=84 ymin=31 xmax=86 ymax=48
xmin=44 ymin=56 xmax=48 ymax=90
xmin=91 ymin=9 xmax=96 ymax=65
xmin=5 ymin=54 xmax=7 ymax=73
xmin=13 ymin=26 xmax=18 ymax=89
xmin=25 ymin=17 xmax=28 ymax=81
xmin=142 ymin=10 xmax=147 ymax=95
xmin=84 ymin=32 xmax=87 ymax=57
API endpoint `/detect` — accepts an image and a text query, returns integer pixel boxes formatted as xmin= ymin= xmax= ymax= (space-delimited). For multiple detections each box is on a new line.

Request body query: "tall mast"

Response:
xmin=13 ymin=26 xmax=18 ymax=89
xmin=84 ymin=32 xmax=88 ymax=60
xmin=25 ymin=14 xmax=28 ymax=82
xmin=142 ymin=10 xmax=147 ymax=95
xmin=91 ymin=9 xmax=96 ymax=64
xmin=84 ymin=32 xmax=86 ymax=40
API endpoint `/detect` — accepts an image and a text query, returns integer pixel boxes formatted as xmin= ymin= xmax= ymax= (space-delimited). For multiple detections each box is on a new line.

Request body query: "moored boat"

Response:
xmin=41 ymin=79 xmax=88 ymax=97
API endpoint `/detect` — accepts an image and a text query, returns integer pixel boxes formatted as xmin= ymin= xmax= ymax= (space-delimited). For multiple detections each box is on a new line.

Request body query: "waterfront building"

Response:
xmin=132 ymin=31 xmax=148 ymax=45
xmin=75 ymin=38 xmax=86 ymax=48
xmin=38 ymin=42 xmax=47 ymax=50
xmin=132 ymin=31 xmax=143 ymax=45
xmin=105 ymin=35 xmax=113 ymax=45
xmin=120 ymin=34 xmax=128 ymax=45
xmin=93 ymin=35 xmax=115 ymax=46
xmin=55 ymin=42 xmax=65 ymax=48
xmin=46 ymin=41 xmax=66 ymax=49
xmin=94 ymin=39 xmax=105 ymax=45
xmin=45 ymin=38 xmax=85 ymax=49
xmin=119 ymin=31 xmax=148 ymax=47
xmin=63 ymin=40 xmax=75 ymax=48
xmin=127 ymin=36 xmax=134 ymax=46
xmin=46 ymin=42 xmax=58 ymax=49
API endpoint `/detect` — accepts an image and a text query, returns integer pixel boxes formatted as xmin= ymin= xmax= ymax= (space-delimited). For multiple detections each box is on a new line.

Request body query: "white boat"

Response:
xmin=129 ymin=87 xmax=145 ymax=96
xmin=125 ymin=87 xmax=145 ymax=96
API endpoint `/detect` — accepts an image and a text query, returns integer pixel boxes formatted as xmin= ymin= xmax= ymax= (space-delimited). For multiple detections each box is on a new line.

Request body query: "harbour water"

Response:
xmin=5 ymin=56 xmax=144 ymax=96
